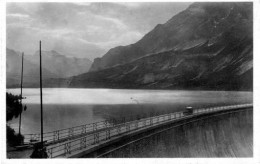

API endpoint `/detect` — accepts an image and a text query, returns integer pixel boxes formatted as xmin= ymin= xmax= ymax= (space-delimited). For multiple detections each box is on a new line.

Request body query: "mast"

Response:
xmin=39 ymin=41 xmax=43 ymax=147
xmin=18 ymin=52 xmax=24 ymax=135
xmin=30 ymin=41 xmax=47 ymax=158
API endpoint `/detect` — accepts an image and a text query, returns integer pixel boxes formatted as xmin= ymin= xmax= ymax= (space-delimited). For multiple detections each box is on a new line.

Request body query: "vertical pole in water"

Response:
xmin=39 ymin=41 xmax=43 ymax=147
xmin=18 ymin=52 xmax=24 ymax=135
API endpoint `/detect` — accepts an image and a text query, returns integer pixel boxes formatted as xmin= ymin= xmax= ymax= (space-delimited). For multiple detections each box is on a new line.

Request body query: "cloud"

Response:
xmin=77 ymin=30 xmax=143 ymax=49
xmin=6 ymin=13 xmax=33 ymax=25
xmin=7 ymin=13 xmax=30 ymax=18
xmin=73 ymin=2 xmax=92 ymax=6
xmin=94 ymin=15 xmax=128 ymax=30
xmin=6 ymin=2 xmax=191 ymax=60
xmin=115 ymin=2 xmax=143 ymax=8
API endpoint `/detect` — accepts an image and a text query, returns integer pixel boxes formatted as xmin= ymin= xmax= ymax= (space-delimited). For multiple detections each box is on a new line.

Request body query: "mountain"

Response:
xmin=70 ymin=2 xmax=253 ymax=91
xmin=29 ymin=50 xmax=92 ymax=78
xmin=6 ymin=48 xmax=92 ymax=88
xmin=6 ymin=48 xmax=57 ymax=88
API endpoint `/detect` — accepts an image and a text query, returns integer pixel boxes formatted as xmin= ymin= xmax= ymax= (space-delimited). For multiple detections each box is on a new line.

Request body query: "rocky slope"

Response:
xmin=70 ymin=2 xmax=253 ymax=91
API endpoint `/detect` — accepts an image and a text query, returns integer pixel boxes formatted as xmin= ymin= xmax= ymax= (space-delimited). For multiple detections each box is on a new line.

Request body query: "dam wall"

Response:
xmin=99 ymin=109 xmax=253 ymax=157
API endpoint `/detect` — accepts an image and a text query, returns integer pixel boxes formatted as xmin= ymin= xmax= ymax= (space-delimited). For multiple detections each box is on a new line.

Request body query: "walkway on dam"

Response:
xmin=27 ymin=103 xmax=251 ymax=158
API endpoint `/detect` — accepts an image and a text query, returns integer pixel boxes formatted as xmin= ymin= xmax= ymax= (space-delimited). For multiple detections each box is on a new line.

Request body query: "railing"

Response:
xmin=23 ymin=120 xmax=115 ymax=144
xmin=23 ymin=114 xmax=163 ymax=144
xmin=45 ymin=103 xmax=252 ymax=158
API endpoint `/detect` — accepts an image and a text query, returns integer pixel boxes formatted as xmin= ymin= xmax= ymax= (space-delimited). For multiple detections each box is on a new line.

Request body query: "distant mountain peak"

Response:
xmin=6 ymin=48 xmax=93 ymax=88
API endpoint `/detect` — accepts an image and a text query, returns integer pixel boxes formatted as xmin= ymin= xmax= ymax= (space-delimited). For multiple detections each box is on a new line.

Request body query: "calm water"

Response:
xmin=7 ymin=88 xmax=252 ymax=135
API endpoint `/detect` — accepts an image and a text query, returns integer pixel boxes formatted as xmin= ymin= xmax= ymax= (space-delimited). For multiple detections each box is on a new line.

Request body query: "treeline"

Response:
xmin=6 ymin=92 xmax=23 ymax=121
xmin=6 ymin=92 xmax=25 ymax=146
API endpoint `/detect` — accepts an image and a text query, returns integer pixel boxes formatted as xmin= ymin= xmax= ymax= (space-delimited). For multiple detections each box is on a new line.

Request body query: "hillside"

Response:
xmin=70 ymin=2 xmax=253 ymax=91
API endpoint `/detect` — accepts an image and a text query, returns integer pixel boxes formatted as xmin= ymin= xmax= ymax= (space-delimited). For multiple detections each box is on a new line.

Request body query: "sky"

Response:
xmin=6 ymin=2 xmax=191 ymax=60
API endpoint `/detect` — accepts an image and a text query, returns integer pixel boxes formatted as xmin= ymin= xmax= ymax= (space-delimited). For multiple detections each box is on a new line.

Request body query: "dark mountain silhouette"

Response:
xmin=70 ymin=2 xmax=253 ymax=90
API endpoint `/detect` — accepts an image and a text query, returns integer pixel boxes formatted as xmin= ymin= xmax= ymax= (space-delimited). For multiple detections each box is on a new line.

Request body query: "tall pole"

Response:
xmin=39 ymin=41 xmax=43 ymax=147
xmin=18 ymin=52 xmax=24 ymax=135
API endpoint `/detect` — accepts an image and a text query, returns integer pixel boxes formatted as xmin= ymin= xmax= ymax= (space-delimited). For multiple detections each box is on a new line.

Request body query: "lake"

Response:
xmin=7 ymin=88 xmax=253 ymax=135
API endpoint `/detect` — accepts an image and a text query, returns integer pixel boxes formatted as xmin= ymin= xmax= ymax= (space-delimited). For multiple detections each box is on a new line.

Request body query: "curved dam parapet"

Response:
xmin=97 ymin=108 xmax=252 ymax=158
xmin=19 ymin=104 xmax=250 ymax=158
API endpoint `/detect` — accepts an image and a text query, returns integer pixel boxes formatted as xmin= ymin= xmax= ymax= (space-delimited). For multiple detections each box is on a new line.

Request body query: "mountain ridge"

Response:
xmin=89 ymin=2 xmax=252 ymax=72
xmin=7 ymin=2 xmax=253 ymax=91
xmin=6 ymin=48 xmax=92 ymax=88
xmin=71 ymin=2 xmax=253 ymax=91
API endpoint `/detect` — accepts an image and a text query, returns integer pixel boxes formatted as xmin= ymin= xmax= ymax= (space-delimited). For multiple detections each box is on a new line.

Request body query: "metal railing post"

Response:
xmin=117 ymin=126 xmax=121 ymax=134
xmin=65 ymin=142 xmax=71 ymax=155
xmin=143 ymin=118 xmax=146 ymax=127
xmin=94 ymin=133 xmax=99 ymax=144
xmin=69 ymin=128 xmax=74 ymax=137
xmin=53 ymin=130 xmax=59 ymax=141
xmin=126 ymin=123 xmax=130 ymax=132
xmin=93 ymin=123 xmax=97 ymax=131
xmin=81 ymin=125 xmax=86 ymax=134
xmin=135 ymin=120 xmax=138 ymax=129
xmin=80 ymin=137 xmax=87 ymax=149
xmin=47 ymin=147 xmax=53 ymax=158
xmin=106 ymin=129 xmax=111 ymax=140
xmin=105 ymin=120 xmax=109 ymax=128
